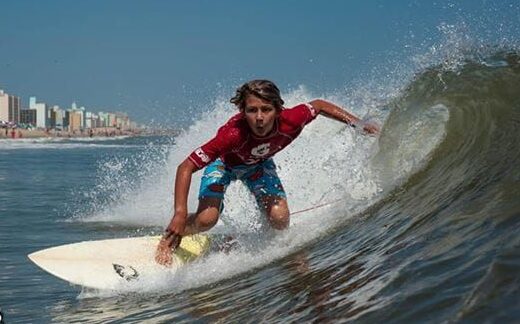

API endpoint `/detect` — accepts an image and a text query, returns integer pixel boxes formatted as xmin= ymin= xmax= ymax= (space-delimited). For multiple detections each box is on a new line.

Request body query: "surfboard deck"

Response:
xmin=28 ymin=234 xmax=210 ymax=290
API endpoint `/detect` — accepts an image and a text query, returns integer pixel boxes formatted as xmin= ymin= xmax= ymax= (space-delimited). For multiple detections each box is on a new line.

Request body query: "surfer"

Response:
xmin=156 ymin=80 xmax=379 ymax=265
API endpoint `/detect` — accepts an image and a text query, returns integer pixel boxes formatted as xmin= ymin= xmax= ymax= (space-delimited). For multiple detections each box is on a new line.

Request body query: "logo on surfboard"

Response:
xmin=113 ymin=263 xmax=139 ymax=281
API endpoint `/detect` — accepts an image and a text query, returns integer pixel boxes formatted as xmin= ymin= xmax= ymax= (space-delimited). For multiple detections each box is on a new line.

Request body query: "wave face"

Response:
xmin=317 ymin=52 xmax=520 ymax=322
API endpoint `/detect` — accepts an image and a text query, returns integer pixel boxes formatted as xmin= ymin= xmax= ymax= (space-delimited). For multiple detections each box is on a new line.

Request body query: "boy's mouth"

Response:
xmin=256 ymin=125 xmax=265 ymax=134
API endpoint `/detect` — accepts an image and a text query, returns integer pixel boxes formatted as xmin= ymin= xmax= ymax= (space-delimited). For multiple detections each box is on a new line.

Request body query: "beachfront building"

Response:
xmin=86 ymin=111 xmax=93 ymax=128
xmin=92 ymin=113 xmax=101 ymax=128
xmin=20 ymin=109 xmax=37 ymax=126
xmin=98 ymin=112 xmax=109 ymax=127
xmin=50 ymin=105 xmax=66 ymax=130
xmin=108 ymin=113 xmax=117 ymax=127
xmin=94 ymin=111 xmax=131 ymax=130
xmin=29 ymin=96 xmax=49 ymax=129
xmin=86 ymin=111 xmax=102 ymax=129
xmin=99 ymin=112 xmax=117 ymax=128
xmin=85 ymin=111 xmax=91 ymax=128
xmin=0 ymin=89 xmax=21 ymax=124
xmin=115 ymin=112 xmax=130 ymax=130
xmin=68 ymin=110 xmax=83 ymax=132
xmin=70 ymin=102 xmax=86 ymax=129
xmin=0 ymin=90 xmax=7 ymax=122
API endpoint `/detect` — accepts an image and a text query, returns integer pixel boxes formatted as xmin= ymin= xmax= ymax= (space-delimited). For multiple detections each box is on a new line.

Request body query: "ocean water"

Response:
xmin=1 ymin=40 xmax=520 ymax=323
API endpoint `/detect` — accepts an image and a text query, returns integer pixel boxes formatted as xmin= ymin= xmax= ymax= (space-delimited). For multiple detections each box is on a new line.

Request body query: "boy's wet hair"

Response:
xmin=230 ymin=80 xmax=285 ymax=111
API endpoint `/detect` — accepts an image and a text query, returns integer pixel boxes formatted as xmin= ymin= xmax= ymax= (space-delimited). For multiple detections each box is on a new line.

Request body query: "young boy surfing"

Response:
xmin=156 ymin=80 xmax=379 ymax=265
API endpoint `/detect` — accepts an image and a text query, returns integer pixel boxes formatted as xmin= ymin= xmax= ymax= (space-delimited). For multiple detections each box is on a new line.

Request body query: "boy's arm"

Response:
xmin=309 ymin=99 xmax=379 ymax=135
xmin=155 ymin=158 xmax=198 ymax=265
xmin=168 ymin=158 xmax=198 ymax=235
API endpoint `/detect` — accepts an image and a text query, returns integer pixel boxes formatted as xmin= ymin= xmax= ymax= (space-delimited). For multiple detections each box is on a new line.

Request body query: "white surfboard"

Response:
xmin=28 ymin=234 xmax=210 ymax=290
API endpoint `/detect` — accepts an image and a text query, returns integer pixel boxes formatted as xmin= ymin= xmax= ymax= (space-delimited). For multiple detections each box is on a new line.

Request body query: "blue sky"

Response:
xmin=0 ymin=0 xmax=518 ymax=125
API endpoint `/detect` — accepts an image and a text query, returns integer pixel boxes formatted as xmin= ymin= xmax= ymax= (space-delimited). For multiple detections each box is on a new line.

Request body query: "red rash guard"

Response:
xmin=188 ymin=103 xmax=319 ymax=169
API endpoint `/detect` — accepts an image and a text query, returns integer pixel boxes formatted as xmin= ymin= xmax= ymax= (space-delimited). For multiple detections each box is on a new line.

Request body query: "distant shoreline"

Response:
xmin=0 ymin=127 xmax=143 ymax=139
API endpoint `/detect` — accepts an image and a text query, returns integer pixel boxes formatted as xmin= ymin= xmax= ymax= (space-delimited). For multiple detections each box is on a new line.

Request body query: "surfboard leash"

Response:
xmin=290 ymin=198 xmax=344 ymax=216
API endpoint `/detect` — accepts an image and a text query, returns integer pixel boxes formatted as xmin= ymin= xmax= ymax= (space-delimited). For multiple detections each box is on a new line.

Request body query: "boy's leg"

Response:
xmin=260 ymin=195 xmax=290 ymax=230
xmin=184 ymin=159 xmax=230 ymax=235
xmin=183 ymin=197 xmax=223 ymax=234
xmin=244 ymin=159 xmax=290 ymax=230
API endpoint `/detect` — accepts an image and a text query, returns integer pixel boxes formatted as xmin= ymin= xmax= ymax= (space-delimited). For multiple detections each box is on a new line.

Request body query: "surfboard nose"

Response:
xmin=27 ymin=234 xmax=211 ymax=290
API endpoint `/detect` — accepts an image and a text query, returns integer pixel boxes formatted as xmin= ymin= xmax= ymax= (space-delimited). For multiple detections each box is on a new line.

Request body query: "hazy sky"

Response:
xmin=0 ymin=0 xmax=518 ymax=126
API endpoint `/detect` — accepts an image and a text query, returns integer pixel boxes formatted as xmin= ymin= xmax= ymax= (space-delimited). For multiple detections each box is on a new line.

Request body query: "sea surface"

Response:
xmin=1 ymin=51 xmax=520 ymax=322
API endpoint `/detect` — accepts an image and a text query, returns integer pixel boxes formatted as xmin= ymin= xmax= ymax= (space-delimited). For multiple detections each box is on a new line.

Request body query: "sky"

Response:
xmin=0 ymin=0 xmax=518 ymax=126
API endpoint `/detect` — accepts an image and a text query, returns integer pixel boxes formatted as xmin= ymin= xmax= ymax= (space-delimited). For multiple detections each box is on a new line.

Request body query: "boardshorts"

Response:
xmin=198 ymin=158 xmax=286 ymax=205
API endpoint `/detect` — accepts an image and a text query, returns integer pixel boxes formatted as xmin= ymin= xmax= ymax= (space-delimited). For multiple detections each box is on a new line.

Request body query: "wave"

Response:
xmin=380 ymin=51 xmax=520 ymax=196
xmin=322 ymin=51 xmax=520 ymax=321
xmin=60 ymin=28 xmax=520 ymax=321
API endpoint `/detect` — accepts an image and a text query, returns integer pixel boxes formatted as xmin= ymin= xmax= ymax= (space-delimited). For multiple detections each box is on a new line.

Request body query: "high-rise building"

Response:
xmin=68 ymin=110 xmax=82 ymax=132
xmin=98 ymin=112 xmax=109 ymax=127
xmin=69 ymin=102 xmax=85 ymax=129
xmin=86 ymin=111 xmax=100 ymax=129
xmin=0 ymin=89 xmax=21 ymax=123
xmin=20 ymin=109 xmax=37 ymax=126
xmin=50 ymin=105 xmax=65 ymax=130
xmin=115 ymin=112 xmax=130 ymax=129
xmin=0 ymin=90 xmax=7 ymax=122
xmin=107 ymin=113 xmax=117 ymax=127
xmin=29 ymin=96 xmax=49 ymax=128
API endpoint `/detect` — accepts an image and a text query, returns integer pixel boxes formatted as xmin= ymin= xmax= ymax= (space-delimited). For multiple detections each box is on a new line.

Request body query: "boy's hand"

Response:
xmin=155 ymin=212 xmax=186 ymax=266
xmin=165 ymin=212 xmax=187 ymax=239
xmin=155 ymin=238 xmax=175 ymax=266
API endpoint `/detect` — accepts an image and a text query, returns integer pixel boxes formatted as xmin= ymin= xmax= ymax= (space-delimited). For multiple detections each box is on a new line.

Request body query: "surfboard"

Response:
xmin=28 ymin=234 xmax=210 ymax=290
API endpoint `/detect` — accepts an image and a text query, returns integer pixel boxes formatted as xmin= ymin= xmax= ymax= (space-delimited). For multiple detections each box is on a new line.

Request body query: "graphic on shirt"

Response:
xmin=195 ymin=148 xmax=210 ymax=163
xmin=251 ymin=143 xmax=271 ymax=157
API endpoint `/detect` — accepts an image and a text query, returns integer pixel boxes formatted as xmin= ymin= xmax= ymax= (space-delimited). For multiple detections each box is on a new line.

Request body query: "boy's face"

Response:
xmin=243 ymin=95 xmax=278 ymax=137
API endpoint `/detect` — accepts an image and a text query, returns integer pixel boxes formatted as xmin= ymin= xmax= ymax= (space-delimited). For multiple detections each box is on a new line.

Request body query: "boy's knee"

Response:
xmin=195 ymin=211 xmax=219 ymax=231
xmin=193 ymin=197 xmax=222 ymax=232
xmin=268 ymin=205 xmax=289 ymax=230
